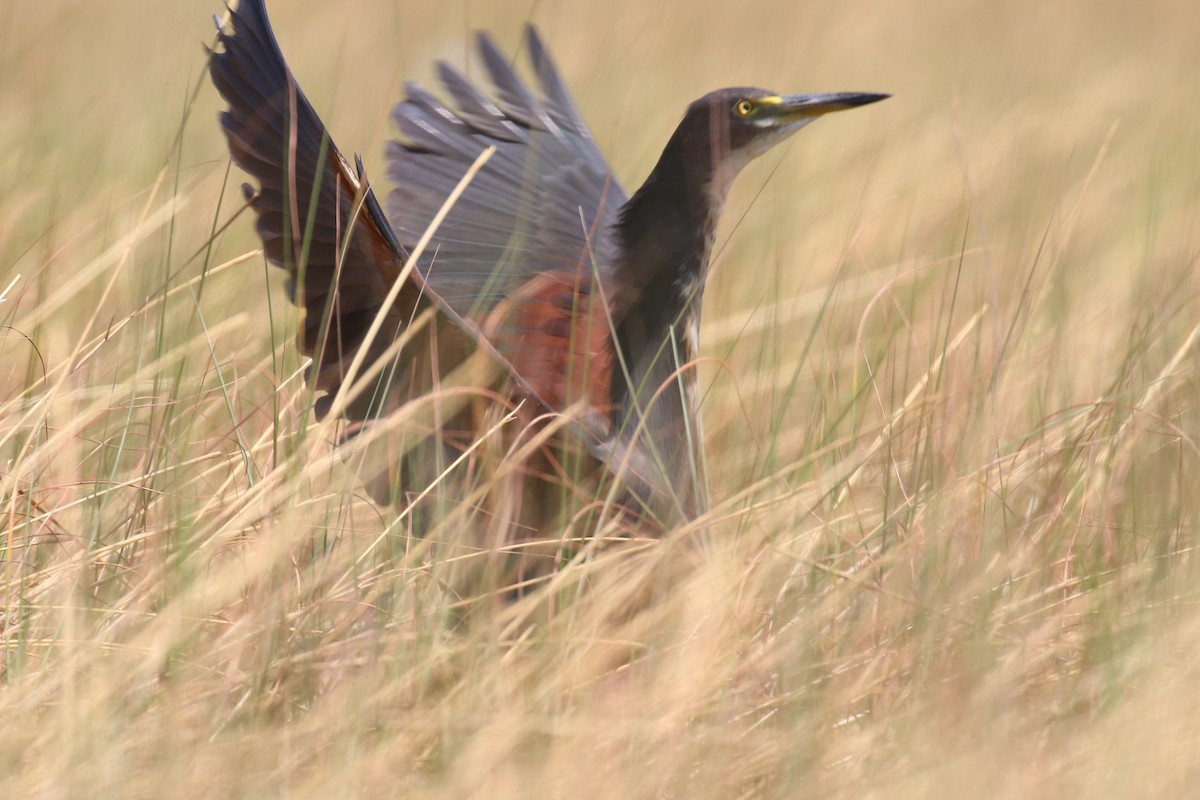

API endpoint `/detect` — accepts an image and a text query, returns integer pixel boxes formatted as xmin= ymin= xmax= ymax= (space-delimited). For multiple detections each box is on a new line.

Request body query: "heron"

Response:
xmin=208 ymin=0 xmax=887 ymax=550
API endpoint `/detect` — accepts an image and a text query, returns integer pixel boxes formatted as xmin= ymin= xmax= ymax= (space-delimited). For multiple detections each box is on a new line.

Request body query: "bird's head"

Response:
xmin=670 ymin=87 xmax=889 ymax=203
xmin=615 ymin=86 xmax=888 ymax=287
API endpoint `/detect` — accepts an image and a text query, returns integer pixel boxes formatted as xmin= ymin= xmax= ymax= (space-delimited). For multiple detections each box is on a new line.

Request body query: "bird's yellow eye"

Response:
xmin=734 ymin=99 xmax=755 ymax=117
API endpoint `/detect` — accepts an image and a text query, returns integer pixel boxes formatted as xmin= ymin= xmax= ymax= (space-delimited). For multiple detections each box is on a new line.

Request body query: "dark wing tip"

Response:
xmin=474 ymin=29 xmax=502 ymax=57
xmin=227 ymin=0 xmax=269 ymax=29
xmin=474 ymin=29 xmax=540 ymax=127
xmin=522 ymin=23 xmax=549 ymax=69
xmin=521 ymin=23 xmax=589 ymax=136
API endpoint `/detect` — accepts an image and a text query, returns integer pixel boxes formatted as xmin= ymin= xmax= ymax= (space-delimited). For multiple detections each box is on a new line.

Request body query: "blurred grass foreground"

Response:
xmin=2 ymin=0 xmax=1200 ymax=796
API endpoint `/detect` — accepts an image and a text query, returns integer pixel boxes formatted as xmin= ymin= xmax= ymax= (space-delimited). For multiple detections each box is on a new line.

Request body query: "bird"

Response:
xmin=208 ymin=0 xmax=887 ymax=557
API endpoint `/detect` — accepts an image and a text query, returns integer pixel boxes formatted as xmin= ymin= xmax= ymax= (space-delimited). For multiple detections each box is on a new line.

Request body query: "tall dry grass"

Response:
xmin=2 ymin=0 xmax=1199 ymax=796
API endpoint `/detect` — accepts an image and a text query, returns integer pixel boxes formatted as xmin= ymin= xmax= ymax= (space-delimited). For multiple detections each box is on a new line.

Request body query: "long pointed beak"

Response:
xmin=773 ymin=92 xmax=890 ymax=120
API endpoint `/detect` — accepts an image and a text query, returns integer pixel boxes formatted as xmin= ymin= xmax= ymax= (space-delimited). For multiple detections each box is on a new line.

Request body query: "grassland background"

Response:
xmin=3 ymin=0 xmax=1199 ymax=796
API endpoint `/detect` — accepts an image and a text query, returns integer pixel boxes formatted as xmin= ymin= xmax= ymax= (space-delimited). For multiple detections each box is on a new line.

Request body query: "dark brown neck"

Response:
xmin=605 ymin=121 xmax=721 ymax=441
xmin=615 ymin=125 xmax=722 ymax=303
xmin=603 ymin=114 xmax=731 ymax=526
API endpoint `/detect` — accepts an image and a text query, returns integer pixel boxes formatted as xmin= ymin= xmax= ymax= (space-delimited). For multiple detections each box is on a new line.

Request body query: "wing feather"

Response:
xmin=210 ymin=0 xmax=434 ymax=422
xmin=386 ymin=27 xmax=627 ymax=321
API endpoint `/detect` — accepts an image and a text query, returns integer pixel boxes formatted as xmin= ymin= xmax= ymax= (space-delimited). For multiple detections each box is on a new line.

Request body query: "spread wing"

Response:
xmin=209 ymin=0 xmax=457 ymax=425
xmin=386 ymin=27 xmax=627 ymax=330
